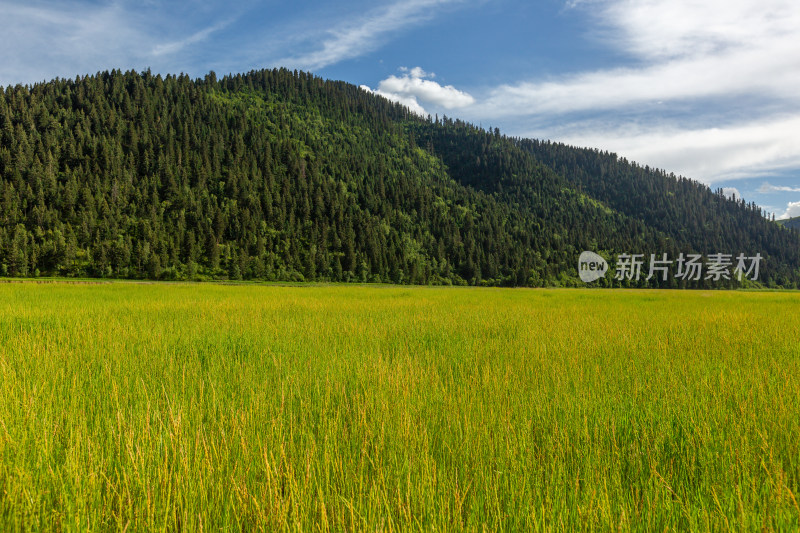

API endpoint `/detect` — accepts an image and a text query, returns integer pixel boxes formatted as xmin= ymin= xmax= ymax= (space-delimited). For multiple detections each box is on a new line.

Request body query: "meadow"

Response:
xmin=0 ymin=282 xmax=798 ymax=531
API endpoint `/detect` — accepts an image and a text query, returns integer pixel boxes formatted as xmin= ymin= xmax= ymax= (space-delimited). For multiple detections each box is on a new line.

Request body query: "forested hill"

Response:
xmin=777 ymin=216 xmax=800 ymax=231
xmin=1 ymin=68 xmax=798 ymax=287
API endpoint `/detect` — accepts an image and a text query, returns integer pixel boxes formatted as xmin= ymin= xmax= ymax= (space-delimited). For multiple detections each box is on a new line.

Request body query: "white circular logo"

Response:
xmin=579 ymin=251 xmax=608 ymax=282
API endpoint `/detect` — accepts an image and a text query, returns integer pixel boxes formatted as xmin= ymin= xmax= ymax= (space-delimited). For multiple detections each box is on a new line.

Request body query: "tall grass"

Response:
xmin=0 ymin=283 xmax=798 ymax=530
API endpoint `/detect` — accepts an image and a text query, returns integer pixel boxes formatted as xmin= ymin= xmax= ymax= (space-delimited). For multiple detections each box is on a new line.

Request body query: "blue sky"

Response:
xmin=2 ymin=0 xmax=799 ymax=218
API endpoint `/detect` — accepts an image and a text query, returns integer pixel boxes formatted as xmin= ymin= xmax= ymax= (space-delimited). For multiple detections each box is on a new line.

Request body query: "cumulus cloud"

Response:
xmin=361 ymin=66 xmax=474 ymax=116
xmin=722 ymin=187 xmax=741 ymax=200
xmin=360 ymin=84 xmax=427 ymax=115
xmin=777 ymin=201 xmax=800 ymax=220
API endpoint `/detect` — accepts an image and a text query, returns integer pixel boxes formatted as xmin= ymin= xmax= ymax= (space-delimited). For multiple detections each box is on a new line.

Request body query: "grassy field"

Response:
xmin=0 ymin=283 xmax=798 ymax=531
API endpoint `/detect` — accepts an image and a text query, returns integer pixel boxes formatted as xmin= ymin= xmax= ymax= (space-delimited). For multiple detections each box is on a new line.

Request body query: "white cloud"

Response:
xmin=0 ymin=2 xmax=152 ymax=84
xmin=365 ymin=67 xmax=474 ymax=114
xmin=598 ymin=0 xmax=798 ymax=62
xmin=152 ymin=19 xmax=234 ymax=57
xmin=479 ymin=0 xmax=800 ymax=117
xmin=0 ymin=0 xmax=473 ymax=84
xmin=526 ymin=114 xmax=800 ymax=183
xmin=469 ymin=0 xmax=800 ymax=183
xmin=722 ymin=187 xmax=741 ymax=200
xmin=480 ymin=46 xmax=799 ymax=117
xmin=525 ymin=112 xmax=800 ymax=183
xmin=360 ymin=84 xmax=427 ymax=116
xmin=0 ymin=1 xmax=243 ymax=85
xmin=277 ymin=0 xmax=463 ymax=71
xmin=777 ymin=201 xmax=800 ymax=220
xmin=758 ymin=183 xmax=800 ymax=194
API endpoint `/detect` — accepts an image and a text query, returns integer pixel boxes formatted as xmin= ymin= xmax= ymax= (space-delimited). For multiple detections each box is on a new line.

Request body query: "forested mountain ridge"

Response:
xmin=1 ymin=68 xmax=798 ymax=287
xmin=777 ymin=216 xmax=800 ymax=231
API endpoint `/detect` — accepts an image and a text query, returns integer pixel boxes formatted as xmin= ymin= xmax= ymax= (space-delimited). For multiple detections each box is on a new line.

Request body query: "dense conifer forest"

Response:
xmin=1 ymin=68 xmax=798 ymax=287
xmin=777 ymin=216 xmax=800 ymax=231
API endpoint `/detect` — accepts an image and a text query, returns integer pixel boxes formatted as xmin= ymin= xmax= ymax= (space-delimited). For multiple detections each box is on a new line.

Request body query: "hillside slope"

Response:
xmin=1 ymin=68 xmax=798 ymax=287
xmin=777 ymin=216 xmax=800 ymax=231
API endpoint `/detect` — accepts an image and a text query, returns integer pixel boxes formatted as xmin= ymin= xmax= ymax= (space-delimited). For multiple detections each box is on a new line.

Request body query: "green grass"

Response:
xmin=0 ymin=283 xmax=799 ymax=531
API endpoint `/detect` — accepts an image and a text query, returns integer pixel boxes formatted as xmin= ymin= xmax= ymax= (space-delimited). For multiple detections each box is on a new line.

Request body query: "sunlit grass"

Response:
xmin=0 ymin=283 xmax=798 ymax=530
